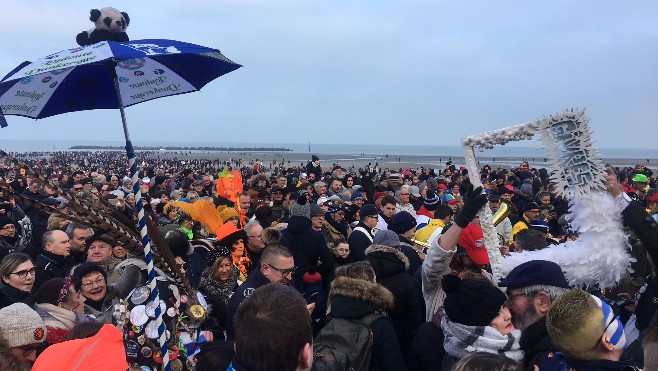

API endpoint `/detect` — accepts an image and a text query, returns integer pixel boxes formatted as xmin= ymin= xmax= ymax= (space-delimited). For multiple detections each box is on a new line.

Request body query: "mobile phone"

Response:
xmin=305 ymin=292 xmax=318 ymax=304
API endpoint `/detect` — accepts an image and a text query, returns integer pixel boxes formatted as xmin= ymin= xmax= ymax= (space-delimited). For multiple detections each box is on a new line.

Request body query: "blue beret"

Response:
xmin=498 ymin=260 xmax=569 ymax=289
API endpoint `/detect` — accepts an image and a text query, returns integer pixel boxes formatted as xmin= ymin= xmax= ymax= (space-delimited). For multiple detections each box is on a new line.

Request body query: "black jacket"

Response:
xmin=408 ymin=321 xmax=444 ymax=371
xmin=364 ymin=244 xmax=425 ymax=365
xmin=281 ymin=216 xmax=335 ymax=292
xmin=520 ymin=316 xmax=557 ymax=370
xmin=225 ymin=268 xmax=270 ymax=340
xmin=348 ymin=222 xmax=374 ymax=261
xmin=34 ymin=250 xmax=74 ymax=291
xmin=622 ymin=200 xmax=658 ymax=267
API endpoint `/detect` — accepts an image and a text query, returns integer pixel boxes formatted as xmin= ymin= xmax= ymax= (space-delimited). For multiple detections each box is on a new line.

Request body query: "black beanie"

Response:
xmin=312 ymin=155 xmax=320 ymax=162
xmin=442 ymin=274 xmax=507 ymax=327
xmin=72 ymin=262 xmax=107 ymax=281
xmin=0 ymin=215 xmax=14 ymax=228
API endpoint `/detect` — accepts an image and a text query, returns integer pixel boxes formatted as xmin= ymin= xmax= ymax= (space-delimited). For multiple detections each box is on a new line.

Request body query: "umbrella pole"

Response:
xmin=113 ymin=74 xmax=172 ymax=371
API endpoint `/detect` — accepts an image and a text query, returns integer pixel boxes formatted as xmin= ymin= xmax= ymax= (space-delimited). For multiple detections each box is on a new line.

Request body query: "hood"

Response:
xmin=286 ymin=215 xmax=312 ymax=234
xmin=364 ymin=244 xmax=409 ymax=277
xmin=329 ymin=276 xmax=394 ymax=311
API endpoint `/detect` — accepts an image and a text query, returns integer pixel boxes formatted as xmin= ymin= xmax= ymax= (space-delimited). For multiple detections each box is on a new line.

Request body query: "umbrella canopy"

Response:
xmin=0 ymin=39 xmax=241 ymax=119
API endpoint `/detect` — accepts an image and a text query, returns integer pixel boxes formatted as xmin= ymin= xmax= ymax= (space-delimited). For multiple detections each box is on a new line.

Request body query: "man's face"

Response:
xmin=246 ymin=225 xmax=265 ymax=252
xmin=278 ymin=177 xmax=287 ymax=188
xmin=262 ymin=255 xmax=295 ymax=285
xmin=110 ymin=177 xmax=119 ymax=186
xmin=505 ymin=288 xmax=539 ymax=331
xmin=362 ymin=214 xmax=378 ymax=229
xmin=331 ymin=210 xmax=346 ymax=224
xmin=80 ymin=271 xmax=107 ymax=302
xmin=448 ymin=202 xmax=458 ymax=212
xmin=271 ymin=190 xmax=283 ymax=201
xmin=0 ymin=223 xmax=16 ymax=237
xmin=489 ymin=201 xmax=500 ymax=213
xmin=11 ymin=343 xmax=41 ymax=365
xmin=539 ymin=196 xmax=551 ymax=207
xmin=331 ymin=180 xmax=342 ymax=193
xmin=398 ymin=189 xmax=411 ymax=204
xmin=202 ymin=176 xmax=212 ymax=186
xmin=46 ymin=231 xmax=71 ymax=256
xmin=382 ymin=203 xmax=396 ymax=218
xmin=500 ymin=193 xmax=512 ymax=202
xmin=315 ymin=183 xmax=327 ymax=195
xmin=311 ymin=214 xmax=324 ymax=229
xmin=28 ymin=182 xmax=40 ymax=193
xmin=353 ymin=198 xmax=364 ymax=208
xmin=524 ymin=209 xmax=541 ymax=221
xmin=307 ymin=174 xmax=316 ymax=183
xmin=634 ymin=181 xmax=649 ymax=192
xmin=73 ymin=173 xmax=83 ymax=182
xmin=87 ymin=240 xmax=113 ymax=265
xmin=70 ymin=227 xmax=92 ymax=252
xmin=239 ymin=195 xmax=251 ymax=211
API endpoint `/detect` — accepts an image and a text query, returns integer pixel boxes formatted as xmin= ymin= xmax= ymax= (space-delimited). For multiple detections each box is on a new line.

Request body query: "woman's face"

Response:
xmin=490 ymin=306 xmax=515 ymax=335
xmin=2 ymin=261 xmax=35 ymax=292
xmin=335 ymin=243 xmax=350 ymax=258
xmin=232 ymin=239 xmax=245 ymax=258
xmin=62 ymin=285 xmax=86 ymax=314
xmin=167 ymin=209 xmax=178 ymax=220
xmin=126 ymin=195 xmax=136 ymax=206
xmin=113 ymin=244 xmax=128 ymax=260
xmin=214 ymin=257 xmax=233 ymax=282
xmin=0 ymin=223 xmax=16 ymax=237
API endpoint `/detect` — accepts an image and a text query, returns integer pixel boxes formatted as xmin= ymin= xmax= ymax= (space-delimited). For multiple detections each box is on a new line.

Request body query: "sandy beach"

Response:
xmin=148 ymin=150 xmax=657 ymax=172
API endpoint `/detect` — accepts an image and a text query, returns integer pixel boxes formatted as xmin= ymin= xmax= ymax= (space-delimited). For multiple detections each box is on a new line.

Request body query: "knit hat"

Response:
xmin=72 ymin=262 xmax=108 ymax=281
xmin=0 ymin=303 xmax=47 ymax=347
xmin=351 ymin=191 xmax=364 ymax=202
xmin=373 ymin=192 xmax=386 ymax=205
xmin=523 ymin=202 xmax=540 ymax=212
xmin=290 ymin=202 xmax=311 ymax=219
xmin=204 ymin=246 xmax=231 ymax=267
xmin=310 ymin=204 xmax=324 ymax=218
xmin=359 ymin=204 xmax=378 ymax=218
xmin=457 ymin=224 xmax=489 ymax=265
xmin=519 ymin=183 xmax=533 ymax=195
xmin=312 ymin=155 xmax=320 ymax=162
xmin=0 ymin=215 xmax=14 ymax=228
xmin=389 ymin=211 xmax=417 ymax=234
xmin=303 ymin=267 xmax=322 ymax=284
xmin=372 ymin=229 xmax=400 ymax=247
xmin=217 ymin=206 xmax=239 ymax=223
xmin=325 ymin=200 xmax=344 ymax=214
xmin=437 ymin=183 xmax=447 ymax=191
xmin=424 ymin=192 xmax=440 ymax=211
xmin=442 ymin=274 xmax=507 ymax=327
xmin=502 ymin=185 xmax=515 ymax=194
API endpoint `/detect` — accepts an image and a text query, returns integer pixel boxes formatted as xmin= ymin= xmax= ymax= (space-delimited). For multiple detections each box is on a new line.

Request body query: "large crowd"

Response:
xmin=0 ymin=150 xmax=657 ymax=371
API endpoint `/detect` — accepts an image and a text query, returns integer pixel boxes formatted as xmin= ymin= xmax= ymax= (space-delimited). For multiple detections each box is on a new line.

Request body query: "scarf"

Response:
xmin=0 ymin=282 xmax=32 ymax=303
xmin=199 ymin=265 xmax=239 ymax=306
xmin=326 ymin=214 xmax=349 ymax=237
xmin=440 ymin=309 xmax=524 ymax=362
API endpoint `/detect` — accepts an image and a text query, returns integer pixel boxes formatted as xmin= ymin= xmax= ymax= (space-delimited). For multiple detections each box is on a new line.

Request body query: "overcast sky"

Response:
xmin=0 ymin=1 xmax=656 ymax=149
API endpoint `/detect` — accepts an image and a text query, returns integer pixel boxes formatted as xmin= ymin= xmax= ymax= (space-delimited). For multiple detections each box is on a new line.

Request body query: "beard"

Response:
xmin=512 ymin=304 xmax=539 ymax=331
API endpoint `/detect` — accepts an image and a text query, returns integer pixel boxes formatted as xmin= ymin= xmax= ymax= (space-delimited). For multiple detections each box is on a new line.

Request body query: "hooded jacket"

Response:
xmin=329 ymin=276 xmax=408 ymax=371
xmin=365 ymin=244 xmax=425 ymax=362
xmin=282 ymin=216 xmax=335 ymax=291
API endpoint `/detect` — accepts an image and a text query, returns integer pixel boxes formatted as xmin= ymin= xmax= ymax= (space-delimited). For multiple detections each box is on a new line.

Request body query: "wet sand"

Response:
xmin=149 ymin=150 xmax=656 ymax=172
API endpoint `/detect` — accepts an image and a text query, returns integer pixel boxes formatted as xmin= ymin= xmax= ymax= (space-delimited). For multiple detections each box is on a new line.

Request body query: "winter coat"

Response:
xmin=539 ymin=355 xmax=641 ymax=371
xmin=365 ymin=244 xmax=425 ymax=363
xmin=0 ymin=282 xmax=34 ymax=309
xmin=398 ymin=237 xmax=423 ymax=276
xmin=395 ymin=202 xmax=417 ymax=218
xmin=408 ymin=321 xmax=445 ymax=371
xmin=34 ymin=303 xmax=78 ymax=345
xmin=520 ymin=316 xmax=558 ymax=370
xmin=322 ymin=217 xmax=351 ymax=247
xmin=225 ymin=267 xmax=271 ymax=339
xmin=622 ymin=199 xmax=658 ymax=269
xmin=328 ymin=276 xmax=408 ymax=371
xmin=281 ymin=216 xmax=335 ymax=291
xmin=34 ymin=251 xmax=74 ymax=291
xmin=347 ymin=222 xmax=374 ymax=261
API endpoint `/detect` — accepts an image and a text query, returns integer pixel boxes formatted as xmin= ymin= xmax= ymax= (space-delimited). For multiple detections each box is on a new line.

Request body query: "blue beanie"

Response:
xmin=389 ymin=211 xmax=417 ymax=234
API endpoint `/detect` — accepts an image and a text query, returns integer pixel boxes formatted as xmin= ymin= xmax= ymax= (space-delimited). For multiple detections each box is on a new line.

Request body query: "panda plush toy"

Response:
xmin=76 ymin=7 xmax=130 ymax=46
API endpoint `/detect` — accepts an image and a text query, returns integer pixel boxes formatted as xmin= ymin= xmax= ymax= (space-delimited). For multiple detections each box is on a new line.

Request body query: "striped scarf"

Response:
xmin=440 ymin=309 xmax=524 ymax=362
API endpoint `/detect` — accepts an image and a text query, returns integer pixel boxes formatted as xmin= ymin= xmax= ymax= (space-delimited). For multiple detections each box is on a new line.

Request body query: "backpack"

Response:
xmin=311 ymin=312 xmax=384 ymax=371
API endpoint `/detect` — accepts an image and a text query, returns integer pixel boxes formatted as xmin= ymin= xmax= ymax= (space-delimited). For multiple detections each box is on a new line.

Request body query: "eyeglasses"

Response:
xmin=365 ymin=215 xmax=378 ymax=219
xmin=506 ymin=292 xmax=529 ymax=302
xmin=1 ymin=225 xmax=16 ymax=231
xmin=267 ymin=264 xmax=297 ymax=277
xmin=73 ymin=187 xmax=83 ymax=191
xmin=337 ymin=248 xmax=350 ymax=253
xmin=11 ymin=267 xmax=36 ymax=279
xmin=101 ymin=189 xmax=109 ymax=192
xmin=82 ymin=276 xmax=106 ymax=289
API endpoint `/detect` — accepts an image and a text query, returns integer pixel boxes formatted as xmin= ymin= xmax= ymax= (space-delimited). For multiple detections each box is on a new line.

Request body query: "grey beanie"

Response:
xmin=310 ymin=204 xmax=324 ymax=218
xmin=519 ymin=183 xmax=533 ymax=195
xmin=0 ymin=303 xmax=47 ymax=347
xmin=290 ymin=202 xmax=311 ymax=219
xmin=372 ymin=229 xmax=400 ymax=247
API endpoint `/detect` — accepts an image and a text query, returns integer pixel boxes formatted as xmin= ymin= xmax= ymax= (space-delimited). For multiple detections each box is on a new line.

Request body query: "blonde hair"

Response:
xmin=47 ymin=214 xmax=68 ymax=231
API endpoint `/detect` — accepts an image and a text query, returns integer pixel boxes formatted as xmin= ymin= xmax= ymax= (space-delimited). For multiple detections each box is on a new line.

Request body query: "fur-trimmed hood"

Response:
xmin=249 ymin=173 xmax=270 ymax=189
xmin=329 ymin=276 xmax=394 ymax=310
xmin=365 ymin=244 xmax=410 ymax=271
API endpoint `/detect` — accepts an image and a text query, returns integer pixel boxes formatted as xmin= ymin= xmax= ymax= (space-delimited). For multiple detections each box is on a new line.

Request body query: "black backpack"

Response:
xmin=311 ymin=312 xmax=384 ymax=371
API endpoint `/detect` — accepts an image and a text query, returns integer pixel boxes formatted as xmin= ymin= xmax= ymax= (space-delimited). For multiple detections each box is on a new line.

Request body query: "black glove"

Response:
xmin=454 ymin=185 xmax=488 ymax=228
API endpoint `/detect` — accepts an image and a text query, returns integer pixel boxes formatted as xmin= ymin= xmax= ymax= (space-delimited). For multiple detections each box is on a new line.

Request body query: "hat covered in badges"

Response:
xmin=456 ymin=225 xmax=489 ymax=265
xmin=325 ymin=199 xmax=344 ymax=213
xmin=498 ymin=260 xmax=569 ymax=289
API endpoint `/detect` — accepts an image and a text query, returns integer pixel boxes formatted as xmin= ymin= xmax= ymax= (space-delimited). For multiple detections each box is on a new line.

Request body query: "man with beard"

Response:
xmin=509 ymin=201 xmax=541 ymax=245
xmin=321 ymin=200 xmax=351 ymax=246
xmin=498 ymin=260 xmax=569 ymax=370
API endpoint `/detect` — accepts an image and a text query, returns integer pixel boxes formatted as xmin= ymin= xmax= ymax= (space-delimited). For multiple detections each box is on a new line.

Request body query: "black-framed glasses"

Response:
xmin=11 ymin=267 xmax=36 ymax=279
xmin=267 ymin=264 xmax=297 ymax=277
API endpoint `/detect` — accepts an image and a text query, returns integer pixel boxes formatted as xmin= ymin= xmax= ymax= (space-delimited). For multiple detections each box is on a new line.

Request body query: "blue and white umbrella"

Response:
xmin=0 ymin=39 xmax=241 ymax=371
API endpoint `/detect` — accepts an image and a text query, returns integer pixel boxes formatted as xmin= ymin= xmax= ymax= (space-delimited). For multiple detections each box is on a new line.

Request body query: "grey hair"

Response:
xmin=244 ymin=220 xmax=261 ymax=235
xmin=313 ymin=181 xmax=326 ymax=189
xmin=522 ymin=284 xmax=568 ymax=302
